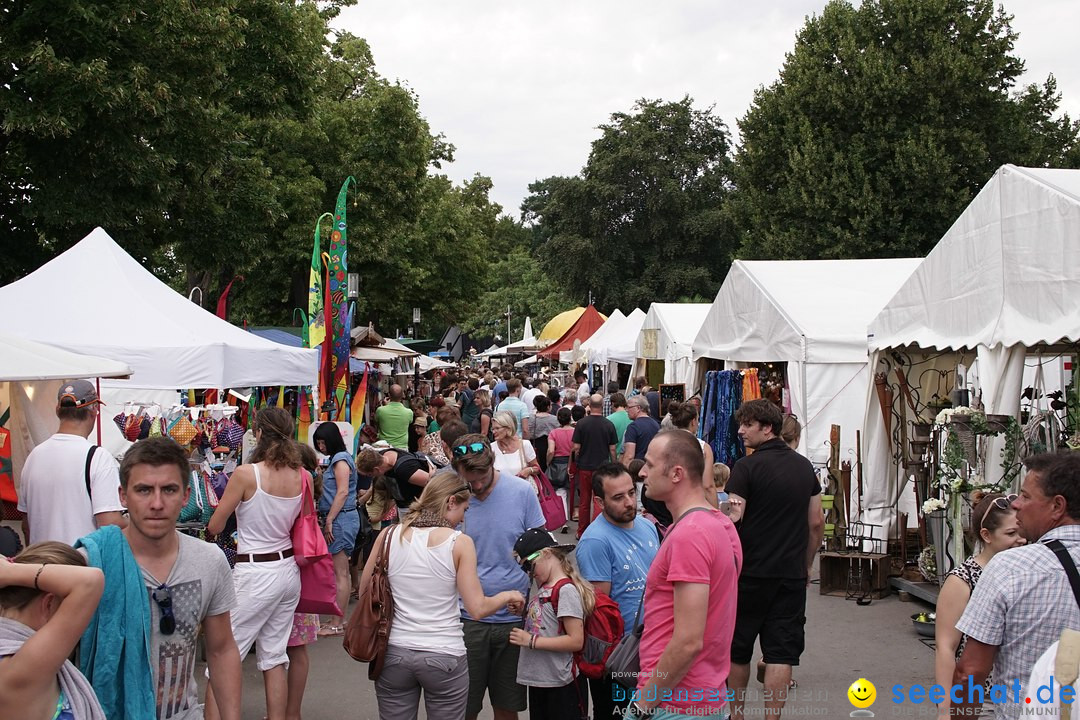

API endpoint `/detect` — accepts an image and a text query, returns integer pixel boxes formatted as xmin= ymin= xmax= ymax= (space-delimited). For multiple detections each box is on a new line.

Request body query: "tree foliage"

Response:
xmin=458 ymin=217 xmax=574 ymax=342
xmin=524 ymin=98 xmax=736 ymax=312
xmin=731 ymin=0 xmax=1080 ymax=260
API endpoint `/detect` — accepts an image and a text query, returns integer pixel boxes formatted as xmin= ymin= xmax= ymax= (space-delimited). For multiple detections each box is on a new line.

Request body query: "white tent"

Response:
xmin=561 ymin=310 xmax=624 ymax=366
xmin=630 ymin=303 xmax=711 ymax=395
xmin=0 ymin=228 xmax=318 ymax=388
xmin=692 ymin=259 xmax=921 ymax=463
xmin=862 ymin=164 xmax=1080 ymax=535
xmin=0 ymin=333 xmax=132 ymax=382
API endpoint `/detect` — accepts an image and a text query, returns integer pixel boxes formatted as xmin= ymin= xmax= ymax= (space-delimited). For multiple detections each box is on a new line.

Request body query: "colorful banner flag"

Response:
xmin=351 ymin=364 xmax=369 ymax=454
xmin=308 ymin=213 xmax=333 ymax=350
xmin=216 ymin=275 xmax=243 ymax=321
xmin=297 ymin=386 xmax=314 ymax=442
xmin=329 ymin=177 xmax=356 ymax=422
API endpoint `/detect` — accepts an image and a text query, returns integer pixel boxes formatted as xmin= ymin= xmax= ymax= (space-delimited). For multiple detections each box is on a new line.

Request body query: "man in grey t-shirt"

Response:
xmin=107 ymin=438 xmax=242 ymax=720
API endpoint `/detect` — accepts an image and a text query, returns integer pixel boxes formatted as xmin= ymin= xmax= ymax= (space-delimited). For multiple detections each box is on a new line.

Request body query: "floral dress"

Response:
xmin=948 ymin=556 xmax=992 ymax=691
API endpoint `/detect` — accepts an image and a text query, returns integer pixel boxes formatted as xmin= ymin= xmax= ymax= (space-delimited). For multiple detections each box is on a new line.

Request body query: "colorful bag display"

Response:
xmin=169 ymin=415 xmax=198 ymax=446
xmin=178 ymin=469 xmax=214 ymax=524
xmin=215 ymin=418 xmax=245 ymax=452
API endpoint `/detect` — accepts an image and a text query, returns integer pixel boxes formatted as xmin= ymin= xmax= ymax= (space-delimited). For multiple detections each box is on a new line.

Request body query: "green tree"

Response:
xmin=460 ymin=216 xmax=575 ymax=342
xmin=526 ymin=97 xmax=736 ymax=312
xmin=731 ymin=0 xmax=1080 ymax=260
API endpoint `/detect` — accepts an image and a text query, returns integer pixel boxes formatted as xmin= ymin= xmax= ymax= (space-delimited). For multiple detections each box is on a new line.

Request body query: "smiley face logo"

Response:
xmin=848 ymin=678 xmax=877 ymax=712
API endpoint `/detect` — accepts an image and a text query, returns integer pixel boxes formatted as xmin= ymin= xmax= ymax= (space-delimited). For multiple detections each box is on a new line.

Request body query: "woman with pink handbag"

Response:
xmin=205 ymin=408 xmax=303 ymax=720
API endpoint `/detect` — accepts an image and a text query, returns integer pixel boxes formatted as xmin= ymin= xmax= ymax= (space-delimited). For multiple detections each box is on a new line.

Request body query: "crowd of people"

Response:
xmin=5 ymin=370 xmax=1080 ymax=720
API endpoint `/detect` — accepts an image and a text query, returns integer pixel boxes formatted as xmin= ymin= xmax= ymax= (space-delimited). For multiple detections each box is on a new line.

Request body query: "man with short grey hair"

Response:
xmin=620 ymin=395 xmax=660 ymax=467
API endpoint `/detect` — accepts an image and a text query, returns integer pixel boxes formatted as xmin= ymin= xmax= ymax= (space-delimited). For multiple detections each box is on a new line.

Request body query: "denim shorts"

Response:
xmin=327 ymin=508 xmax=360 ymax=556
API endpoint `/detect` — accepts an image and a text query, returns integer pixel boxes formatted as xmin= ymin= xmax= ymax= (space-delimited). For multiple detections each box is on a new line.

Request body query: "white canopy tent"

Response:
xmin=0 ymin=335 xmax=135 ymax=495
xmin=630 ymin=303 xmax=711 ymax=395
xmin=692 ymin=259 xmax=921 ymax=464
xmin=0 ymin=333 xmax=132 ymax=382
xmin=862 ymin=164 xmax=1080 ymax=536
xmin=561 ymin=309 xmax=625 ymax=366
xmin=0 ymin=228 xmax=318 ymax=389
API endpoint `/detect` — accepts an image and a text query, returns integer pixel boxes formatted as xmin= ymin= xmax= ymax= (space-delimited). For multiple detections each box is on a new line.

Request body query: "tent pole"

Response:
xmin=95 ymin=377 xmax=103 ymax=446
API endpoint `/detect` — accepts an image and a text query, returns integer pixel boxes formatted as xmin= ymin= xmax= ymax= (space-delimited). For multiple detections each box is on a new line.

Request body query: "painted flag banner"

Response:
xmin=308 ymin=213 xmax=333 ymax=350
xmin=329 ymin=177 xmax=356 ymax=421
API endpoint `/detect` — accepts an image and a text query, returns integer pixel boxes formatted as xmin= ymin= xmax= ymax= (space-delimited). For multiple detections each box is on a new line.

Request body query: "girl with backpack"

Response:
xmin=509 ymin=529 xmax=593 ymax=720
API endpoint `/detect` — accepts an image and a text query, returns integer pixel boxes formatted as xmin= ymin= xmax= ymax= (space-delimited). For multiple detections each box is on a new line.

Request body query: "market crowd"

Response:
xmin=4 ymin=370 xmax=1076 ymax=720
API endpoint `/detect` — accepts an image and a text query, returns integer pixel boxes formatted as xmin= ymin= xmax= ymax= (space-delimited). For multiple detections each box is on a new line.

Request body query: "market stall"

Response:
xmin=692 ymin=258 xmax=920 ymax=465
xmin=629 ymin=303 xmax=710 ymax=396
xmin=862 ymin=165 xmax=1080 ymax=563
xmin=0 ymin=228 xmax=320 ymax=491
xmin=538 ymin=304 xmax=606 ymax=363
xmin=0 ymin=334 xmax=133 ymax=513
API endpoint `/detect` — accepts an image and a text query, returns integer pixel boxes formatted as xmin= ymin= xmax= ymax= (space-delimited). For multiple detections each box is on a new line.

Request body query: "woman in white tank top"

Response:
xmin=360 ymin=470 xmax=525 ymax=720
xmin=205 ymin=408 xmax=303 ymax=720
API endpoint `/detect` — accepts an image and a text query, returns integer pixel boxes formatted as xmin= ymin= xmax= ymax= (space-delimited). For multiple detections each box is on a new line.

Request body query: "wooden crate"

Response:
xmin=819 ymin=552 xmax=891 ymax=599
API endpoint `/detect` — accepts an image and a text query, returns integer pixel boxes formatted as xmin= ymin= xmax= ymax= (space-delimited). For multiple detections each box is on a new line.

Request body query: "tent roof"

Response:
xmin=577 ymin=309 xmax=625 ymax=364
xmin=539 ymin=305 xmax=607 ymax=358
xmin=0 ymin=332 xmax=132 ymax=382
xmin=538 ymin=307 xmax=587 ymax=342
xmin=600 ymin=308 xmax=647 ymax=365
xmin=0 ymin=228 xmax=317 ymax=388
xmin=638 ymin=303 xmax=711 ymax=358
xmin=695 ymin=258 xmax=921 ymax=364
xmin=868 ymin=165 xmax=1080 ymax=352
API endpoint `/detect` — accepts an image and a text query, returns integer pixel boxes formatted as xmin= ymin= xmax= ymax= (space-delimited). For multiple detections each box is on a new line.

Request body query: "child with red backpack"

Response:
xmin=509 ymin=529 xmax=595 ymax=720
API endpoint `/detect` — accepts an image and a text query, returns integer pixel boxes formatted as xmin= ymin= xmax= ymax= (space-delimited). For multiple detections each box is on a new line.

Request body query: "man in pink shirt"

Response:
xmin=630 ymin=430 xmax=742 ymax=719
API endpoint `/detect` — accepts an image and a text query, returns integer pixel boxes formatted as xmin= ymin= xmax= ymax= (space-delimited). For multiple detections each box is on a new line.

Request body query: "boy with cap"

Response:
xmin=18 ymin=379 xmax=127 ymax=545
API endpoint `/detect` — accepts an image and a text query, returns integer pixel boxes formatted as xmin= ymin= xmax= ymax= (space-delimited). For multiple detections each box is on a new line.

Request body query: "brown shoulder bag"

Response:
xmin=343 ymin=525 xmax=396 ymax=680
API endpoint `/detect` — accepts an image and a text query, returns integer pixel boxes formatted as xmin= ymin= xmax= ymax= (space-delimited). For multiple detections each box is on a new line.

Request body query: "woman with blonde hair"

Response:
xmin=0 ymin=541 xmax=106 ymax=720
xmin=206 ymin=406 xmax=303 ymax=720
xmin=362 ymin=469 xmax=524 ymax=720
xmin=509 ymin=528 xmax=594 ymax=717
xmin=470 ymin=389 xmax=494 ymax=441
xmin=491 ymin=410 xmax=541 ymax=481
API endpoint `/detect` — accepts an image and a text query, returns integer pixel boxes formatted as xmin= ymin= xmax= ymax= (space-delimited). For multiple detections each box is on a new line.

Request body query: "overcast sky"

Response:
xmin=337 ymin=1 xmax=1080 ymax=217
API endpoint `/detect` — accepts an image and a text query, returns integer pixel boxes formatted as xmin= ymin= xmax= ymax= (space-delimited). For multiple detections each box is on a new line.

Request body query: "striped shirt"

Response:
xmin=956 ymin=525 xmax=1080 ymax=720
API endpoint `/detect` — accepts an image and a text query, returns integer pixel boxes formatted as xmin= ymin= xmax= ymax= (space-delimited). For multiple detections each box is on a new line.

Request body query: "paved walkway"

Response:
xmin=208 ymin=553 xmax=938 ymax=719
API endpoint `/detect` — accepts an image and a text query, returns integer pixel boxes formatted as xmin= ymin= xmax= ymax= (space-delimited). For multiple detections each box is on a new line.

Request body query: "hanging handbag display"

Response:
xmin=344 ymin=526 xmax=396 ymax=680
xmin=535 ymin=469 xmax=567 ymax=531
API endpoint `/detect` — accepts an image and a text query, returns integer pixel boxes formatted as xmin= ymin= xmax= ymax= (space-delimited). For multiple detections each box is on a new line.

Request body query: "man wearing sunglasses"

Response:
xmin=82 ymin=437 xmax=242 ymax=720
xmin=954 ymin=453 xmax=1080 ymax=720
xmin=451 ymin=434 xmax=545 ymax=720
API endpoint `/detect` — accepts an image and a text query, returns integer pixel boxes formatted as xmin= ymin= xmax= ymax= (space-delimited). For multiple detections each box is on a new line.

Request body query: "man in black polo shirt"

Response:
xmin=571 ymin=393 xmax=617 ymax=538
xmin=726 ymin=399 xmax=823 ymax=720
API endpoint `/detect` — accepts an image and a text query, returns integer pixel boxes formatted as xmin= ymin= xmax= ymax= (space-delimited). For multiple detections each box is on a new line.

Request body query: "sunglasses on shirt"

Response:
xmin=152 ymin=583 xmax=176 ymax=635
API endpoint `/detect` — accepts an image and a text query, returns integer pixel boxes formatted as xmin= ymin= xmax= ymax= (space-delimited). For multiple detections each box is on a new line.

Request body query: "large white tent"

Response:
xmin=0 ymin=333 xmax=132 ymax=382
xmin=0 ymin=228 xmax=318 ymax=388
xmin=630 ymin=303 xmax=711 ymax=395
xmin=692 ymin=259 xmax=921 ymax=463
xmin=862 ymin=165 xmax=1080 ymax=536
xmin=562 ymin=309 xmax=625 ymax=366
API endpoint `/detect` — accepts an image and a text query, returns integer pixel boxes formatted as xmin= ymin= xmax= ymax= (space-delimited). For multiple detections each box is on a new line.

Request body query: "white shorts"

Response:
xmin=230 ymin=559 xmax=301 ymax=671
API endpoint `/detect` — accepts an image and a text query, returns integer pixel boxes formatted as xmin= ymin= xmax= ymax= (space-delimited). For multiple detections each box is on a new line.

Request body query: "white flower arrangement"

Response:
xmin=934 ymin=406 xmax=973 ymax=425
xmin=922 ymin=498 xmax=947 ymax=514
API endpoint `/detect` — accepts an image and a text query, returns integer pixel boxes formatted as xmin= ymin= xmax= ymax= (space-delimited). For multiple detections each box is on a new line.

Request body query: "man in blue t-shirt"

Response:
xmin=576 ymin=462 xmax=660 ymax=719
xmin=452 ymin=434 xmax=545 ymax=720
